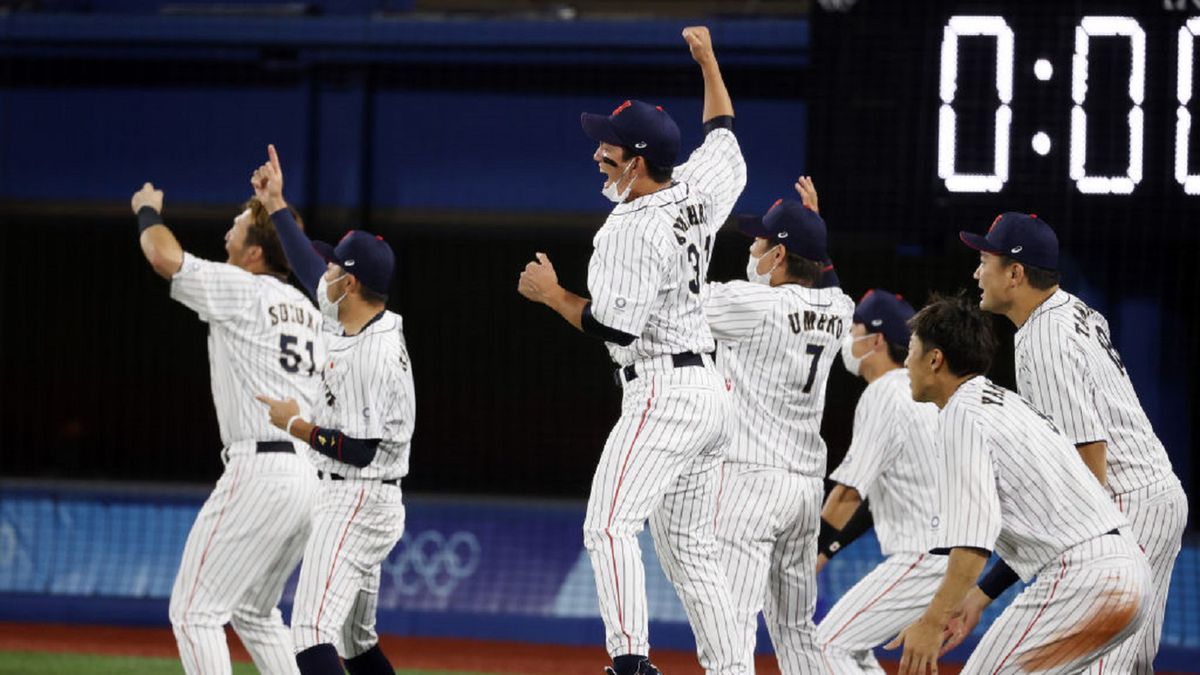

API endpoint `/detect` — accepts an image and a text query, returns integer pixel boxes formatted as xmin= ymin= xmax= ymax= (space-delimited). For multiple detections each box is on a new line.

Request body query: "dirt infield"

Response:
xmin=0 ymin=621 xmax=951 ymax=675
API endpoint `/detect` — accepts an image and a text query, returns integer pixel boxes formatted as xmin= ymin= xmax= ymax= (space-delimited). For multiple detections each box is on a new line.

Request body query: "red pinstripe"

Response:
xmin=314 ymin=486 xmax=367 ymax=644
xmin=179 ymin=460 xmax=243 ymax=675
xmin=991 ymin=556 xmax=1070 ymax=674
xmin=605 ymin=377 xmax=657 ymax=654
xmin=822 ymin=553 xmax=926 ymax=650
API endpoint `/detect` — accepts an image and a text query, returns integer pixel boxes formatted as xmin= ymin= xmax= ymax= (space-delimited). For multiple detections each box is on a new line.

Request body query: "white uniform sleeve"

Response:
xmin=169 ymin=252 xmax=258 ymax=323
xmin=935 ymin=403 xmax=1002 ymax=552
xmin=673 ymin=129 xmax=747 ymax=233
xmin=829 ymin=385 xmax=899 ymax=498
xmin=587 ymin=225 xmax=667 ymax=337
xmin=1020 ymin=328 xmax=1106 ymax=445
xmin=704 ymin=280 xmax=776 ymax=341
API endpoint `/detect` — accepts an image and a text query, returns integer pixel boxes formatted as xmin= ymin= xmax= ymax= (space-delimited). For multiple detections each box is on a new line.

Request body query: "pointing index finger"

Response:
xmin=268 ymin=144 xmax=281 ymax=172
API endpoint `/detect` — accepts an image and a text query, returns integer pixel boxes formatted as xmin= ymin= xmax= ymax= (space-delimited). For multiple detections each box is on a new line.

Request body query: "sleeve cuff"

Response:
xmin=703 ymin=116 xmax=735 ymax=135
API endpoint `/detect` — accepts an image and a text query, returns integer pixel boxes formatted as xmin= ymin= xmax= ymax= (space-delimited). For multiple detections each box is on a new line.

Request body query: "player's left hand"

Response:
xmin=941 ymin=587 xmax=990 ymax=656
xmin=886 ymin=617 xmax=943 ymax=675
xmin=794 ymin=175 xmax=819 ymax=214
xmin=131 ymin=182 xmax=164 ymax=214
xmin=255 ymin=394 xmax=301 ymax=431
xmin=518 ymin=252 xmax=560 ymax=305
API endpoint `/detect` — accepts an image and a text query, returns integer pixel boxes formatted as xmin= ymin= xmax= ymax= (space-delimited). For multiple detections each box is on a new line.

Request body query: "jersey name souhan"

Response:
xmin=1015 ymin=289 xmax=1177 ymax=495
xmin=705 ymin=281 xmax=854 ymax=477
xmin=171 ymin=252 xmax=325 ymax=449
xmin=829 ymin=368 xmax=942 ymax=556
xmin=588 ymin=128 xmax=746 ymax=367
xmin=935 ymin=376 xmax=1126 ymax=581
xmin=313 ymin=311 xmax=415 ymax=480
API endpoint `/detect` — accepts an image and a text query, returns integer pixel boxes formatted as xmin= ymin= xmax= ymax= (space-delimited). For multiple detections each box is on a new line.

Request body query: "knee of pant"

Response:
xmin=291 ymin=620 xmax=335 ymax=653
xmin=168 ymin=600 xmax=222 ymax=628
xmin=230 ymin=607 xmax=278 ymax=632
xmin=583 ymin=521 xmax=627 ymax=552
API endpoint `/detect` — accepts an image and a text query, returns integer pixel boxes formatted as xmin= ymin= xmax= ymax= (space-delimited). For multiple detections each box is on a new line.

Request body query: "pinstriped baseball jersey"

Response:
xmin=935 ymin=376 xmax=1126 ymax=581
xmin=704 ymin=280 xmax=854 ymax=475
xmin=1015 ymin=289 xmax=1178 ymax=495
xmin=170 ymin=252 xmax=325 ymax=450
xmin=311 ymin=311 xmax=415 ymax=480
xmin=829 ymin=368 xmax=942 ymax=556
xmin=589 ymin=128 xmax=746 ymax=367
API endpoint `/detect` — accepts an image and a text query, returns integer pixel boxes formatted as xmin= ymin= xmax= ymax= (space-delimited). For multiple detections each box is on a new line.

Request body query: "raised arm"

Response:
xmin=252 ymin=144 xmax=325 ymax=298
xmin=683 ymin=26 xmax=733 ymax=124
xmin=132 ymin=183 xmax=183 ymax=279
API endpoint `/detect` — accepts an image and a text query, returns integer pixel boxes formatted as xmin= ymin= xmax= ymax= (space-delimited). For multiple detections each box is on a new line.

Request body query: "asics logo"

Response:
xmin=777 ymin=231 xmax=789 ymax=238
xmin=634 ymin=141 xmax=647 ymax=149
xmin=1010 ymin=246 xmax=1023 ymax=254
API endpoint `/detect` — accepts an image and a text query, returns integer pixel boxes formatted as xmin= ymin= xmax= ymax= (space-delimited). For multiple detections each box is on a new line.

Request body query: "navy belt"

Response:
xmin=318 ymin=470 xmax=398 ymax=486
xmin=614 ymin=351 xmax=704 ymax=386
xmin=256 ymin=441 xmax=295 ymax=454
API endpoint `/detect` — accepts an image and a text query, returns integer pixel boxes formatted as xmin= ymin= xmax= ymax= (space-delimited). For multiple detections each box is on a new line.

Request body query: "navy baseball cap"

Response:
xmin=737 ymin=199 xmax=828 ymax=262
xmin=313 ymin=230 xmax=394 ymax=296
xmin=581 ymin=99 xmax=681 ymax=168
xmin=853 ymin=289 xmax=915 ymax=348
xmin=960 ymin=212 xmax=1059 ymax=271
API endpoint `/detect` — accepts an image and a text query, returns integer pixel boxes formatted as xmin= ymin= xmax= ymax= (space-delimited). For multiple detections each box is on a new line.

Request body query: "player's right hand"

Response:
xmin=795 ymin=175 xmax=820 ymax=214
xmin=131 ymin=182 xmax=164 ymax=214
xmin=251 ymin=144 xmax=287 ymax=213
xmin=682 ymin=26 xmax=716 ymax=66
xmin=940 ymin=586 xmax=990 ymax=656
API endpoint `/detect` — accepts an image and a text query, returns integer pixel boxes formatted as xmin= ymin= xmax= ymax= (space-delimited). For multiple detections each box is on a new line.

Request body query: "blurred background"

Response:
xmin=0 ymin=0 xmax=1196 ymax=672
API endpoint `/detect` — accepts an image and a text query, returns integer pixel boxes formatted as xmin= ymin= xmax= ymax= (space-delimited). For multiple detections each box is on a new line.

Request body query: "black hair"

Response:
xmin=1001 ymin=256 xmax=1060 ymax=291
xmin=907 ymin=291 xmax=997 ymax=377
xmin=886 ymin=341 xmax=909 ymax=365
xmin=783 ymin=252 xmax=824 ymax=286
xmin=356 ymin=284 xmax=389 ymax=305
xmin=620 ymin=146 xmax=674 ymax=183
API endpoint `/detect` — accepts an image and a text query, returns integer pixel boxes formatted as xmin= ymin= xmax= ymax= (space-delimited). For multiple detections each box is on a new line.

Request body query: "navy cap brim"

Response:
xmin=312 ymin=241 xmax=337 ymax=263
xmin=581 ymin=113 xmax=624 ymax=146
xmin=959 ymin=231 xmax=1004 ymax=255
xmin=734 ymin=214 xmax=770 ymax=238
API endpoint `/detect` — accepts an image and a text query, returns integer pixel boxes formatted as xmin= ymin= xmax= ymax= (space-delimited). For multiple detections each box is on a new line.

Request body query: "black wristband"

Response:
xmin=703 ymin=115 xmax=735 ymax=135
xmin=817 ymin=518 xmax=843 ymax=558
xmin=978 ymin=559 xmax=1020 ymax=600
xmin=137 ymin=206 xmax=164 ymax=234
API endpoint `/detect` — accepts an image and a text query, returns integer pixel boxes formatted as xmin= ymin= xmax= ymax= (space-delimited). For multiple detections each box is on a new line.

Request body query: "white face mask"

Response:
xmin=317 ymin=273 xmax=348 ymax=326
xmin=745 ymin=246 xmax=781 ymax=285
xmin=601 ymin=156 xmax=637 ymax=204
xmin=840 ymin=333 xmax=877 ymax=377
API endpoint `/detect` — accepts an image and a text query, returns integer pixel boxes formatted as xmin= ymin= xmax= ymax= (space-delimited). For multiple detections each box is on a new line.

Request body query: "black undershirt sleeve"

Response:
xmin=581 ymin=302 xmax=637 ymax=346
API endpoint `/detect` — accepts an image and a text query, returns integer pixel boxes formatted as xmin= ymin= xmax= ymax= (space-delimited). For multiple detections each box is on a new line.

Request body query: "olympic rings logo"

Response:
xmin=383 ymin=530 xmax=481 ymax=598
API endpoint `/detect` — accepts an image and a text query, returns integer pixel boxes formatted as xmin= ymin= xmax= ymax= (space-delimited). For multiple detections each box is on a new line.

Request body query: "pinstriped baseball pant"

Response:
xmin=169 ymin=450 xmax=317 ymax=675
xmin=1086 ymin=478 xmax=1188 ymax=675
xmin=583 ymin=364 xmax=748 ymax=675
xmin=964 ymin=534 xmax=1151 ymax=675
xmin=715 ymin=465 xmax=826 ymax=675
xmin=291 ymin=477 xmax=405 ymax=658
xmin=815 ymin=552 xmax=948 ymax=674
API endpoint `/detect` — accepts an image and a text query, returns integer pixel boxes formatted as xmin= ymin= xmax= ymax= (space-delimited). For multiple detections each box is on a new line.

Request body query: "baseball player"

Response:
xmin=813 ymin=290 xmax=945 ymax=675
xmin=960 ymin=213 xmax=1187 ymax=674
xmin=517 ymin=26 xmax=748 ymax=675
xmin=250 ymin=145 xmax=415 ymax=675
xmin=703 ymin=196 xmax=854 ymax=674
xmin=890 ymin=294 xmax=1151 ymax=675
xmin=132 ymin=183 xmax=322 ymax=675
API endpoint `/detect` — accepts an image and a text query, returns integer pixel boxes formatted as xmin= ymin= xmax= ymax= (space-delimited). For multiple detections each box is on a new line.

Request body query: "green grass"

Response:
xmin=0 ymin=651 xmax=493 ymax=675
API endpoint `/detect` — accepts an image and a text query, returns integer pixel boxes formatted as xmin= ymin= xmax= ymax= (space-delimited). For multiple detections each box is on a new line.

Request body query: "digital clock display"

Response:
xmin=935 ymin=10 xmax=1200 ymax=196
